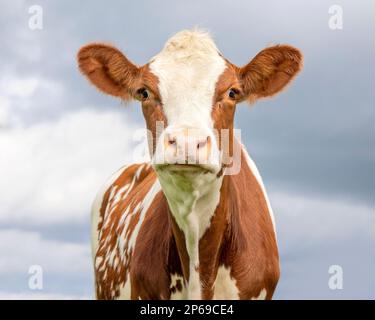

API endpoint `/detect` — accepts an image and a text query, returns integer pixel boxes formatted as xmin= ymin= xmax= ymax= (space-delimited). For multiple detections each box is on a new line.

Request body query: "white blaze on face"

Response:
xmin=149 ymin=30 xmax=226 ymax=168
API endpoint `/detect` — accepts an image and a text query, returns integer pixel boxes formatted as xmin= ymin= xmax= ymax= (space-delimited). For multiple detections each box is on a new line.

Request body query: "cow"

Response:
xmin=77 ymin=29 xmax=302 ymax=300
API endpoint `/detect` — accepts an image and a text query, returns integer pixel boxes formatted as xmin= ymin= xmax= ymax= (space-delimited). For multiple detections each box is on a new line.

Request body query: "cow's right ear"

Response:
xmin=77 ymin=44 xmax=140 ymax=99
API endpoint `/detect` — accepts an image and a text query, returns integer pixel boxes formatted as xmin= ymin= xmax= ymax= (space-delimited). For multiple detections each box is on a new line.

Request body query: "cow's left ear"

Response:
xmin=239 ymin=45 xmax=303 ymax=103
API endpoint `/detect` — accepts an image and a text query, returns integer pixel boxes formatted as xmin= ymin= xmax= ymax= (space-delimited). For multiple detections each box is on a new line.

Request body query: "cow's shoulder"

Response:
xmin=218 ymin=148 xmax=279 ymax=300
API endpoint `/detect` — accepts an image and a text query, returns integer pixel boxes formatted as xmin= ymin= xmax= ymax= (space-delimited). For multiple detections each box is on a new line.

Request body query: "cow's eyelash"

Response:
xmin=221 ymin=85 xmax=242 ymax=96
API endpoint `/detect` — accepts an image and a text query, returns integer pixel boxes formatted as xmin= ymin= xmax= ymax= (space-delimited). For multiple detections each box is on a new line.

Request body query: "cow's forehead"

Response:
xmin=149 ymin=30 xmax=227 ymax=127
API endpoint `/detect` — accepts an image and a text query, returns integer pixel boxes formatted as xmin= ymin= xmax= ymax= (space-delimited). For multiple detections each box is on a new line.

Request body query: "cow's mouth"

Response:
xmin=154 ymin=163 xmax=217 ymax=174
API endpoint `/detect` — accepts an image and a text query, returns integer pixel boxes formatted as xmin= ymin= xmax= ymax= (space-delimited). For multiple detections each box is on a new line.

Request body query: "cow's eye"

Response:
xmin=136 ymin=88 xmax=150 ymax=101
xmin=228 ymin=88 xmax=238 ymax=100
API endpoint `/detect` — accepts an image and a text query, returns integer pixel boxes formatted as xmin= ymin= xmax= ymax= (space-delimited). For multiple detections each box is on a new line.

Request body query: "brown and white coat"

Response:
xmin=77 ymin=30 xmax=303 ymax=300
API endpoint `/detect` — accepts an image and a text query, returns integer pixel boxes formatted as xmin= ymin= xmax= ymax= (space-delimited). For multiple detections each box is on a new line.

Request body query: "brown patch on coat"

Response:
xmin=130 ymin=192 xmax=183 ymax=300
xmin=220 ymin=147 xmax=279 ymax=299
xmin=211 ymin=63 xmax=241 ymax=163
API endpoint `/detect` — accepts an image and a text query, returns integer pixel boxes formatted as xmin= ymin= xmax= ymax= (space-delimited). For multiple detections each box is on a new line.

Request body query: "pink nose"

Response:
xmin=164 ymin=130 xmax=211 ymax=164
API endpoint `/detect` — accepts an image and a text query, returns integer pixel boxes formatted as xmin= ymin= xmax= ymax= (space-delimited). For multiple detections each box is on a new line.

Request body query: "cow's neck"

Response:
xmin=156 ymin=169 xmax=225 ymax=299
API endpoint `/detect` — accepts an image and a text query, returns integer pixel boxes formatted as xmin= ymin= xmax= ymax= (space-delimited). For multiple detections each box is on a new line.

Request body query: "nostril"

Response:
xmin=197 ymin=137 xmax=209 ymax=149
xmin=197 ymin=141 xmax=206 ymax=149
xmin=168 ymin=137 xmax=177 ymax=146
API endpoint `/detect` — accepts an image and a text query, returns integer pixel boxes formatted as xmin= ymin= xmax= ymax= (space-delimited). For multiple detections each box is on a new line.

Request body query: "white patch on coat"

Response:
xmin=242 ymin=146 xmax=277 ymax=235
xmin=213 ymin=266 xmax=239 ymax=300
xmin=251 ymin=288 xmax=267 ymax=300
xmin=134 ymin=163 xmax=145 ymax=179
xmin=170 ymin=274 xmax=186 ymax=300
xmin=117 ymin=277 xmax=132 ymax=300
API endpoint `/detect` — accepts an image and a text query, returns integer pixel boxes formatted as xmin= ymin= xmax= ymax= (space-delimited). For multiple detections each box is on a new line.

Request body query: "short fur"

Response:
xmin=77 ymin=29 xmax=303 ymax=300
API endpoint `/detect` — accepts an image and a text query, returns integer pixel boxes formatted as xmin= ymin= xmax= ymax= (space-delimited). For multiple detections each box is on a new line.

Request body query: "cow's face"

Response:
xmin=78 ymin=30 xmax=302 ymax=177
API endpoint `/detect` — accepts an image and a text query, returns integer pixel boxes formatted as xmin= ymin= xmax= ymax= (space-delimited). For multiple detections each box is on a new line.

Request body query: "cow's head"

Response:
xmin=78 ymin=30 xmax=302 ymax=179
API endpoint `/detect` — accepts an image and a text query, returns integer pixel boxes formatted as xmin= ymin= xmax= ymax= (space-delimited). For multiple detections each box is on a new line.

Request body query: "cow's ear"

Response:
xmin=239 ymin=45 xmax=303 ymax=103
xmin=77 ymin=43 xmax=140 ymax=99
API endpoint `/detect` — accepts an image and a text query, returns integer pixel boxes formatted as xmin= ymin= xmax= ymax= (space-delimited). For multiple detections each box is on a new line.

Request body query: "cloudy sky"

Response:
xmin=0 ymin=0 xmax=374 ymax=299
